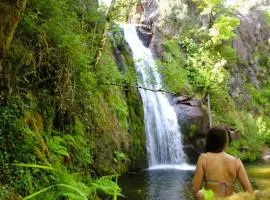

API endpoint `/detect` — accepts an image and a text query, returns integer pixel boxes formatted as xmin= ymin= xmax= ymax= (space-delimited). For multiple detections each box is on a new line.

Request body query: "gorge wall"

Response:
xmin=128 ymin=0 xmax=270 ymax=159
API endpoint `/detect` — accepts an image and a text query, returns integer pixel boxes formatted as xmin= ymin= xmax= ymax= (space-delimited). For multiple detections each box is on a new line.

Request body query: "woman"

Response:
xmin=192 ymin=127 xmax=252 ymax=199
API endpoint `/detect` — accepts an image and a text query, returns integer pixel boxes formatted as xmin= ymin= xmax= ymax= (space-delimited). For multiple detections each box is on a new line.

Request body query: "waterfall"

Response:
xmin=122 ymin=24 xmax=189 ymax=169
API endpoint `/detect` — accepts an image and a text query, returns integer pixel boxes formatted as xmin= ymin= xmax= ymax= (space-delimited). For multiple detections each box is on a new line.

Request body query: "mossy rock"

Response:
xmin=111 ymin=26 xmax=147 ymax=170
xmin=0 ymin=0 xmax=26 ymax=58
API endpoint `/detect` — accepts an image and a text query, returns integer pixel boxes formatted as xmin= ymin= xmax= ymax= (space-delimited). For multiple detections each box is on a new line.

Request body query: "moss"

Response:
xmin=253 ymin=42 xmax=270 ymax=71
xmin=0 ymin=0 xmax=135 ymax=198
xmin=116 ymin=30 xmax=147 ymax=170
xmin=263 ymin=9 xmax=270 ymax=28
xmin=126 ymin=85 xmax=147 ymax=170
xmin=89 ymin=37 xmax=132 ymax=174
xmin=0 ymin=0 xmax=26 ymax=58
xmin=24 ymin=111 xmax=49 ymax=161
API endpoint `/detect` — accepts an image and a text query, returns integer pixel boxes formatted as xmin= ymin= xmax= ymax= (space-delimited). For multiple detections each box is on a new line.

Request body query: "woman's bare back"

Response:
xmin=203 ymin=152 xmax=239 ymax=196
xmin=192 ymin=152 xmax=252 ymax=198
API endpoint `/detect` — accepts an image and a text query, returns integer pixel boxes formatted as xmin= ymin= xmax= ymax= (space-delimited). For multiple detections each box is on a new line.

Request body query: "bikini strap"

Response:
xmin=206 ymin=180 xmax=233 ymax=196
xmin=220 ymin=181 xmax=228 ymax=195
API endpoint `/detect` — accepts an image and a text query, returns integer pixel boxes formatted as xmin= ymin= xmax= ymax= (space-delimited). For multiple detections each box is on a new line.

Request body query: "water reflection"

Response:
xmin=119 ymin=169 xmax=195 ymax=200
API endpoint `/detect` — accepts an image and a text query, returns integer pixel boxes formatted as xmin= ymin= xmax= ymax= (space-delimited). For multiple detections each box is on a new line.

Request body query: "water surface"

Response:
xmin=119 ymin=169 xmax=195 ymax=200
xmin=119 ymin=162 xmax=270 ymax=200
xmin=246 ymin=161 xmax=270 ymax=189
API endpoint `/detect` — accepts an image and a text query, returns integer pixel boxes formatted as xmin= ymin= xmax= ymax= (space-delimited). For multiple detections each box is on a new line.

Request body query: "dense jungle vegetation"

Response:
xmin=0 ymin=0 xmax=138 ymax=199
xmin=0 ymin=0 xmax=269 ymax=199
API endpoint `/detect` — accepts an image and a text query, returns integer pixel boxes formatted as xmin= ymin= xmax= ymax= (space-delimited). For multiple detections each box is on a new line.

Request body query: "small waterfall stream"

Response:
xmin=122 ymin=24 xmax=192 ymax=169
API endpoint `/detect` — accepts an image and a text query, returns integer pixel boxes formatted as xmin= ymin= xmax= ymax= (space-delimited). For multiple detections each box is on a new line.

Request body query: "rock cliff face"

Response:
xmin=129 ymin=0 xmax=270 ymax=159
xmin=131 ymin=0 xmax=189 ymax=56
xmin=173 ymin=96 xmax=209 ymax=162
xmin=230 ymin=7 xmax=270 ymax=107
xmin=111 ymin=27 xmax=147 ymax=171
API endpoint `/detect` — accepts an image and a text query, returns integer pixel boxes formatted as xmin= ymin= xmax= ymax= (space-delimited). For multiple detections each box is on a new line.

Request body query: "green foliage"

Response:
xmin=192 ymin=0 xmax=223 ymax=15
xmin=15 ymin=164 xmax=121 ymax=200
xmin=0 ymin=0 xmax=136 ymax=198
xmin=246 ymin=84 xmax=270 ymax=115
xmin=224 ymin=111 xmax=264 ymax=161
xmin=202 ymin=188 xmax=214 ymax=200
xmin=160 ymin=11 xmax=239 ymax=98
xmin=263 ymin=9 xmax=270 ymax=28
xmin=108 ymin=0 xmax=135 ymax=22
xmin=228 ymin=140 xmax=259 ymax=162
xmin=176 ymin=27 xmax=233 ymax=114
xmin=256 ymin=117 xmax=270 ymax=146
xmin=209 ymin=15 xmax=240 ymax=44
xmin=114 ymin=151 xmax=128 ymax=163
xmin=48 ymin=136 xmax=69 ymax=160
xmin=217 ymin=44 xmax=238 ymax=63
xmin=158 ymin=39 xmax=191 ymax=94
xmin=158 ymin=1 xmax=269 ymax=162
xmin=253 ymin=42 xmax=270 ymax=71
xmin=92 ymin=175 xmax=122 ymax=200
xmin=0 ymin=185 xmax=9 ymax=200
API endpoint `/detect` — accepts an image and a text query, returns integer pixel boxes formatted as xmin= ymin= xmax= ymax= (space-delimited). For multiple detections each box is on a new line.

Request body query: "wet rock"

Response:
xmin=173 ymin=96 xmax=209 ymax=158
xmin=227 ymin=127 xmax=241 ymax=142
xmin=149 ymin=35 xmax=163 ymax=57
xmin=262 ymin=151 xmax=270 ymax=161
xmin=136 ymin=25 xmax=153 ymax=47
xmin=174 ymin=96 xmax=209 ymax=135
xmin=183 ymin=144 xmax=201 ymax=164
xmin=174 ymin=96 xmax=190 ymax=103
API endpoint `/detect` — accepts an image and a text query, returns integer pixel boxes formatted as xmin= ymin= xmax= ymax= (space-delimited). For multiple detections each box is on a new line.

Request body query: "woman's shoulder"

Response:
xmin=198 ymin=153 xmax=208 ymax=158
xmin=198 ymin=153 xmax=211 ymax=162
xmin=224 ymin=152 xmax=240 ymax=161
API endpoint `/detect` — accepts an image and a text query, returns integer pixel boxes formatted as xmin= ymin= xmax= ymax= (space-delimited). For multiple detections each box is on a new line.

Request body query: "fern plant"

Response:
xmin=14 ymin=163 xmax=122 ymax=200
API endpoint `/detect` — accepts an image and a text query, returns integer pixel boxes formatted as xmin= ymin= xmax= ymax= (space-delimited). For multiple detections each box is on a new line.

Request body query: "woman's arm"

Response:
xmin=192 ymin=154 xmax=205 ymax=193
xmin=237 ymin=159 xmax=253 ymax=192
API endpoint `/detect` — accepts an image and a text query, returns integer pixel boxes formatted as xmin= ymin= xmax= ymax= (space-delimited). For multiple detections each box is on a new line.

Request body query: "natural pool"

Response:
xmin=119 ymin=168 xmax=195 ymax=200
xmin=118 ymin=162 xmax=270 ymax=200
xmin=246 ymin=161 xmax=270 ymax=190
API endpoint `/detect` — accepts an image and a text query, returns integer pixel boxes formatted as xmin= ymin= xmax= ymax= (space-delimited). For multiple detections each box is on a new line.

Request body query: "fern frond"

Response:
xmin=23 ymin=184 xmax=88 ymax=200
xmin=14 ymin=163 xmax=60 ymax=172
xmin=22 ymin=185 xmax=54 ymax=200
xmin=92 ymin=175 xmax=123 ymax=199
xmin=48 ymin=136 xmax=69 ymax=157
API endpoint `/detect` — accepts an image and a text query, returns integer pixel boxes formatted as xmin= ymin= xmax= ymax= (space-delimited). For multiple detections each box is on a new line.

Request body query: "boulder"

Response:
xmin=227 ymin=127 xmax=241 ymax=142
xmin=262 ymin=151 xmax=270 ymax=161
xmin=173 ymin=96 xmax=209 ymax=162
xmin=136 ymin=25 xmax=153 ymax=47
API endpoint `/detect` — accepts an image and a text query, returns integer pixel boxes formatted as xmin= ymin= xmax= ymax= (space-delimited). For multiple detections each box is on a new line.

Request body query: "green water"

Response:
xmin=246 ymin=161 xmax=270 ymax=190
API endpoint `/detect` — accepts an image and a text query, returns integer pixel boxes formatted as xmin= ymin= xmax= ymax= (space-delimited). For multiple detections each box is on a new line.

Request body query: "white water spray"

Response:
xmin=122 ymin=24 xmax=193 ymax=170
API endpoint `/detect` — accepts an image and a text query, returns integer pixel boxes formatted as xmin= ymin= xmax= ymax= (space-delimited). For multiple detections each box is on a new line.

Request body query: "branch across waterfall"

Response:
xmin=97 ymin=81 xmax=178 ymax=95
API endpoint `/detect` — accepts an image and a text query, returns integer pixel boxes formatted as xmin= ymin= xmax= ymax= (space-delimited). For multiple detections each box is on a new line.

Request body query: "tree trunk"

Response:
xmin=207 ymin=93 xmax=212 ymax=128
xmin=0 ymin=0 xmax=27 ymax=68
xmin=92 ymin=0 xmax=116 ymax=71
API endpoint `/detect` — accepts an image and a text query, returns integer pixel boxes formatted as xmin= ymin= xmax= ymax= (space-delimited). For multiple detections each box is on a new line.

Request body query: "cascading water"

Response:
xmin=122 ymin=24 xmax=190 ymax=169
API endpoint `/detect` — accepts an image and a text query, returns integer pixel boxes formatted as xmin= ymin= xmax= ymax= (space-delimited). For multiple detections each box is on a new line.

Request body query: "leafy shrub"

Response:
xmin=0 ymin=0 xmax=131 ymax=198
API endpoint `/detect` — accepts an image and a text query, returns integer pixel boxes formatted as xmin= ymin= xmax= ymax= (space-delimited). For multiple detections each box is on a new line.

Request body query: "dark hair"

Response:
xmin=205 ymin=127 xmax=228 ymax=153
